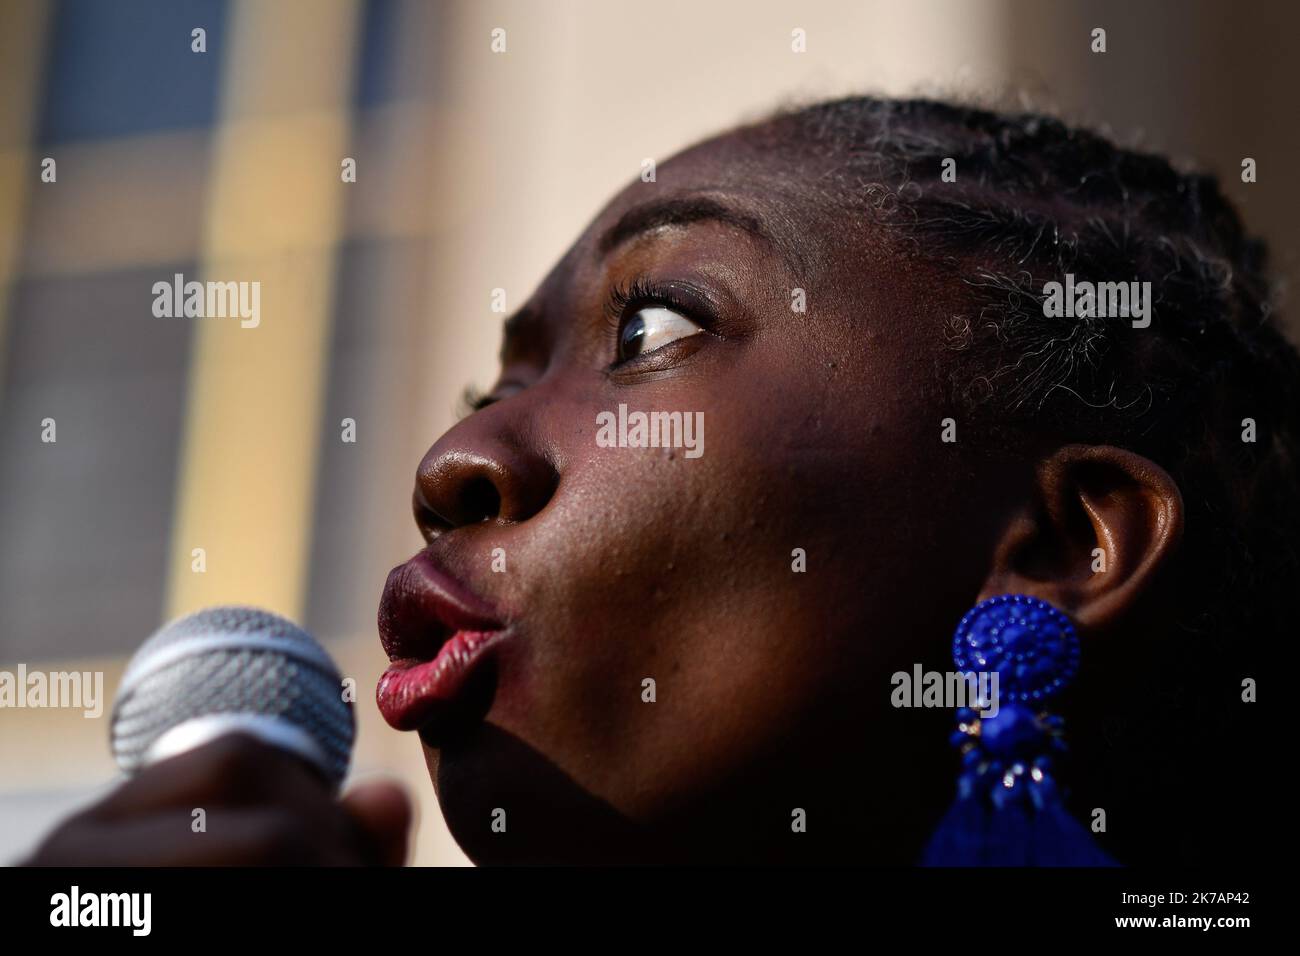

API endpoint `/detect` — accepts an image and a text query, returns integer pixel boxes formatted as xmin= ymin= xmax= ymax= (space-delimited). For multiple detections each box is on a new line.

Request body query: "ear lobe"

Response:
xmin=979 ymin=444 xmax=1184 ymax=632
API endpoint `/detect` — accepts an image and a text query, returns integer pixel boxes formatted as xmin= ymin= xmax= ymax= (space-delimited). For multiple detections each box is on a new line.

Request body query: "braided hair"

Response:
xmin=751 ymin=97 xmax=1295 ymax=864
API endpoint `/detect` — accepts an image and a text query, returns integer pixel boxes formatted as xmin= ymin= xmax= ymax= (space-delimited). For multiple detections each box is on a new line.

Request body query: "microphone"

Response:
xmin=110 ymin=606 xmax=355 ymax=790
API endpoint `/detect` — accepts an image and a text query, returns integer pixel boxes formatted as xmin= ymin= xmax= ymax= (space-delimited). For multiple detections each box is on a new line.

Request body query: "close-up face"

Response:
xmin=6 ymin=0 xmax=1290 ymax=908
xmin=377 ymin=130 xmax=1032 ymax=863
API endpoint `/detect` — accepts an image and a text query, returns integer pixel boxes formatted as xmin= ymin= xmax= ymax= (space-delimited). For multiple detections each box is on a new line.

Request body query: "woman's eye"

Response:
xmin=617 ymin=306 xmax=703 ymax=362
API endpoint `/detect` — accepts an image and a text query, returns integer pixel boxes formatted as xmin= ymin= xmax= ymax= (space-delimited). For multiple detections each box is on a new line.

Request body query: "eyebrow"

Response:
xmin=501 ymin=303 xmax=543 ymax=356
xmin=501 ymin=194 xmax=791 ymax=357
xmin=597 ymin=195 xmax=776 ymax=257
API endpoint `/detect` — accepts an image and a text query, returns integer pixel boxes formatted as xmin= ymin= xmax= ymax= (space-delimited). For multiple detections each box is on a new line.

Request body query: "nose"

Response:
xmin=413 ymin=421 xmax=557 ymax=539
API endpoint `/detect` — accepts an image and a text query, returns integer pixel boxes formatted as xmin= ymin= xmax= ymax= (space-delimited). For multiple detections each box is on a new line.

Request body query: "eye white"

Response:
xmin=626 ymin=306 xmax=703 ymax=358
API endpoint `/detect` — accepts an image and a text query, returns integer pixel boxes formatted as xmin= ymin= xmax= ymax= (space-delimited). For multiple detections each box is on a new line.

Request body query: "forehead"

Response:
xmin=503 ymin=129 xmax=920 ymax=356
xmin=540 ymin=132 xmax=841 ymax=293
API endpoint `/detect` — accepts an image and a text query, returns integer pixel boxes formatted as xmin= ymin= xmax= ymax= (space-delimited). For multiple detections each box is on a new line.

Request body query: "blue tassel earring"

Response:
xmin=922 ymin=594 xmax=1117 ymax=866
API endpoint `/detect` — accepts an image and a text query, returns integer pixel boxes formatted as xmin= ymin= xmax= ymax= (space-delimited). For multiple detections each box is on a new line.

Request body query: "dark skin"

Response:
xmin=28 ymin=735 xmax=411 ymax=866
xmin=414 ymin=131 xmax=1184 ymax=864
xmin=28 ymin=127 xmax=1182 ymax=865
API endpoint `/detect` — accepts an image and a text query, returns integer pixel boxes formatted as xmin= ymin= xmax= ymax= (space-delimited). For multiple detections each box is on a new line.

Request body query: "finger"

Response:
xmin=30 ymin=809 xmax=353 ymax=866
xmin=341 ymin=779 xmax=413 ymax=866
xmin=97 ymin=733 xmax=331 ymax=818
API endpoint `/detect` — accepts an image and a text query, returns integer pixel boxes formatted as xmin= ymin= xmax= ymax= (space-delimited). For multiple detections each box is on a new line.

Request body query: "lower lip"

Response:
xmin=377 ymin=629 xmax=506 ymax=732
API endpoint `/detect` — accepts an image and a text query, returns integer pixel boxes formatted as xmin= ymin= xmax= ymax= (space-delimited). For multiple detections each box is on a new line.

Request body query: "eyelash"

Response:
xmin=459 ymin=385 xmax=494 ymax=416
xmin=603 ymin=276 xmax=713 ymax=366
xmin=604 ymin=277 xmax=705 ymax=331
xmin=461 ymin=277 xmax=711 ymax=416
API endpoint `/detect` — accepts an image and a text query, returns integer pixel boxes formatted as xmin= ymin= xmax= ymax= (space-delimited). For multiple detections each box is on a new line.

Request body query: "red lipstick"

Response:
xmin=376 ymin=551 xmax=509 ymax=736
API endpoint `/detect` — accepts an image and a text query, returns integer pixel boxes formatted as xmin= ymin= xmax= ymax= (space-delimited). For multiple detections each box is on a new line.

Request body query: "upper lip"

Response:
xmin=378 ymin=550 xmax=506 ymax=664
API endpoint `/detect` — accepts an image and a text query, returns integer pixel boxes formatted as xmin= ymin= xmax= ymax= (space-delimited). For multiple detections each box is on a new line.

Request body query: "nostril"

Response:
xmin=415 ymin=442 xmax=555 ymax=534
xmin=460 ymin=475 xmax=502 ymax=523
xmin=413 ymin=489 xmax=450 ymax=542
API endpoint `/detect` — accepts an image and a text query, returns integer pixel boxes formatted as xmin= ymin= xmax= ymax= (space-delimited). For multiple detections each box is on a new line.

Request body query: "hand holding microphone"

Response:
xmin=27 ymin=608 xmax=411 ymax=866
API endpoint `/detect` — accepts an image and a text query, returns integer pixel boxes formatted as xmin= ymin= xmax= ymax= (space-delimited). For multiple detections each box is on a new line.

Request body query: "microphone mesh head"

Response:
xmin=111 ymin=607 xmax=354 ymax=787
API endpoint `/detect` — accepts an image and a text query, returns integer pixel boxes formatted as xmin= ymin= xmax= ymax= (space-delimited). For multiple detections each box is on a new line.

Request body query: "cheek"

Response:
xmin=481 ymin=437 xmax=790 ymax=810
xmin=474 ymin=343 xmax=959 ymax=816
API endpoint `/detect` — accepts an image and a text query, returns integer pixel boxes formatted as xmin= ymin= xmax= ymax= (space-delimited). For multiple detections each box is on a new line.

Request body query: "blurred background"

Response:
xmin=0 ymin=0 xmax=1295 ymax=865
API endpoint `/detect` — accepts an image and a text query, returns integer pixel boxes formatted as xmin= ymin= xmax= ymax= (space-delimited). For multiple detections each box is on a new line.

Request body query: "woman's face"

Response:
xmin=380 ymin=132 xmax=1025 ymax=863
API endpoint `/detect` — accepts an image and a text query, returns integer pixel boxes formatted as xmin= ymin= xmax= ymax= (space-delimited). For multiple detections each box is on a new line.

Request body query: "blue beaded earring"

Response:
xmin=922 ymin=594 xmax=1116 ymax=866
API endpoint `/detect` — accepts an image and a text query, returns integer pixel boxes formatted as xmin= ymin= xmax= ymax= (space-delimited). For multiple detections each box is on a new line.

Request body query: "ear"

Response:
xmin=978 ymin=445 xmax=1184 ymax=632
